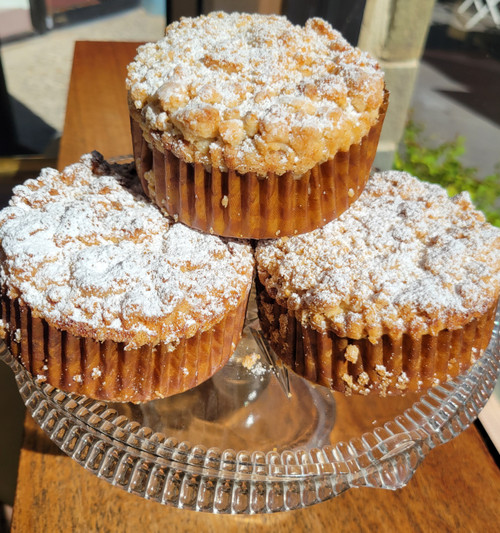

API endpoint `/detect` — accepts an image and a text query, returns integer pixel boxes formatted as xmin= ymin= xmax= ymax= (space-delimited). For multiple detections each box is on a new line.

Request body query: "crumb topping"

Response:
xmin=345 ymin=344 xmax=359 ymax=363
xmin=0 ymin=152 xmax=254 ymax=349
xmin=127 ymin=11 xmax=385 ymax=176
xmin=256 ymin=171 xmax=500 ymax=339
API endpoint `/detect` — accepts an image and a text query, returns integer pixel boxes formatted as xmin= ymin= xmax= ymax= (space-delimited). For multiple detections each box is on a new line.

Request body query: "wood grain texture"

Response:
xmin=58 ymin=41 xmax=140 ymax=168
xmin=10 ymin=41 xmax=500 ymax=532
xmin=11 ymin=416 xmax=500 ymax=533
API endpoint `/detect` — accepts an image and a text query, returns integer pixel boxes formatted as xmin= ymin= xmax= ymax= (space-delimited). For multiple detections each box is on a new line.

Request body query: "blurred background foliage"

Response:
xmin=394 ymin=120 xmax=500 ymax=226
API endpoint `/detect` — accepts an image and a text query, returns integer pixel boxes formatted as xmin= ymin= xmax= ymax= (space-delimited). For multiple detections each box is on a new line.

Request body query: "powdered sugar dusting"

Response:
xmin=0 ymin=153 xmax=254 ymax=349
xmin=127 ymin=12 xmax=384 ymax=176
xmin=256 ymin=171 xmax=500 ymax=339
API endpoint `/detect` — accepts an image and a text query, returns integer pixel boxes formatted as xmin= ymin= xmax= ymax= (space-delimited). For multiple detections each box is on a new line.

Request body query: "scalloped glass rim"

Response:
xmin=1 ymin=309 xmax=499 ymax=513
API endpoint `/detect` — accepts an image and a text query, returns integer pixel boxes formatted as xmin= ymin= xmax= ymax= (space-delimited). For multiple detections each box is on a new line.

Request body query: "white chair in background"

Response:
xmin=457 ymin=0 xmax=500 ymax=29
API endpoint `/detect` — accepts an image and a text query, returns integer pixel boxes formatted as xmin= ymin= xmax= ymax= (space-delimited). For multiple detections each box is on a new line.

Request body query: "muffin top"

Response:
xmin=0 ymin=153 xmax=254 ymax=349
xmin=127 ymin=12 xmax=385 ymax=177
xmin=256 ymin=171 xmax=500 ymax=340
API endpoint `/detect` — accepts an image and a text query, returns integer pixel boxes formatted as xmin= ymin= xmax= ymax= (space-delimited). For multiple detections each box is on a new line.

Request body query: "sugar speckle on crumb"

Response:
xmin=342 ymin=373 xmax=353 ymax=387
xmin=357 ymin=371 xmax=369 ymax=386
xmin=396 ymin=372 xmax=409 ymax=390
xmin=375 ymin=364 xmax=392 ymax=378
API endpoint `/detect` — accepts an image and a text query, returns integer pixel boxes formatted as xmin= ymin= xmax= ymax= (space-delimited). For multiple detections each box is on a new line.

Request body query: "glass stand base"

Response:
xmin=1 ymin=305 xmax=498 ymax=514
xmin=109 ymin=290 xmax=336 ymax=453
xmin=111 ymin=339 xmax=336 ymax=453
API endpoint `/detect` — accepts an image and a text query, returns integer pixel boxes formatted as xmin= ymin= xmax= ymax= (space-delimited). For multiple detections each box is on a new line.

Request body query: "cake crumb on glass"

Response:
xmin=236 ymin=352 xmax=268 ymax=377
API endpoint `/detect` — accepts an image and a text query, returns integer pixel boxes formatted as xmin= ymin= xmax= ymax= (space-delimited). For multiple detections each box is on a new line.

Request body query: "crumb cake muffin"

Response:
xmin=0 ymin=152 xmax=254 ymax=403
xmin=127 ymin=11 xmax=387 ymax=239
xmin=256 ymin=171 xmax=500 ymax=395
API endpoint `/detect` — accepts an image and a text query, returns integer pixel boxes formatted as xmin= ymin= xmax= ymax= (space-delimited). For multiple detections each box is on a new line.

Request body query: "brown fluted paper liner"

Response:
xmin=130 ymin=91 xmax=388 ymax=239
xmin=1 ymin=292 xmax=248 ymax=403
xmin=256 ymin=282 xmax=497 ymax=396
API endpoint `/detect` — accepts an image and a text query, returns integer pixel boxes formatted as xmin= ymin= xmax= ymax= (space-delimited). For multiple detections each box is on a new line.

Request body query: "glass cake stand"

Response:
xmin=1 ymin=300 xmax=499 ymax=515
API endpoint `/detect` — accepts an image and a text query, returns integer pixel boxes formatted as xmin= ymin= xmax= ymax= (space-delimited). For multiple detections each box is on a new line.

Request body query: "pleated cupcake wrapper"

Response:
xmin=1 ymin=292 xmax=248 ymax=403
xmin=256 ymin=283 xmax=498 ymax=396
xmin=130 ymin=91 xmax=388 ymax=239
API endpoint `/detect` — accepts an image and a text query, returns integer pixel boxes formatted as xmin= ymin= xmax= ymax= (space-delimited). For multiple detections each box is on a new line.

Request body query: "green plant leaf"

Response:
xmin=394 ymin=120 xmax=500 ymax=226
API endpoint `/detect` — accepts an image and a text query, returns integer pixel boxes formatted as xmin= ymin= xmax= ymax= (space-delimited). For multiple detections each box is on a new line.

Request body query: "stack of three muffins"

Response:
xmin=1 ymin=12 xmax=498 ymax=402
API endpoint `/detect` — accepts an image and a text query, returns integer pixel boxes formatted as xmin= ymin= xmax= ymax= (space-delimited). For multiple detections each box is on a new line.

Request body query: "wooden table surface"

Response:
xmin=10 ymin=41 xmax=500 ymax=532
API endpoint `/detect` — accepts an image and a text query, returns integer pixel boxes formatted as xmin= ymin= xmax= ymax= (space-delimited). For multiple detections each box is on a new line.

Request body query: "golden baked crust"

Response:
xmin=126 ymin=12 xmax=385 ymax=177
xmin=256 ymin=171 xmax=500 ymax=341
xmin=0 ymin=152 xmax=254 ymax=350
